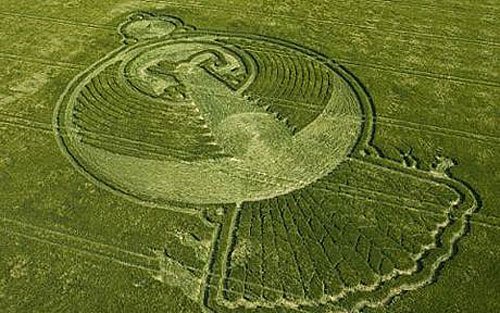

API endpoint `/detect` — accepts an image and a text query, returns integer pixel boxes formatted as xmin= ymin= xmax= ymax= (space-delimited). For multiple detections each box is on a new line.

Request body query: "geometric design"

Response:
xmin=53 ymin=12 xmax=478 ymax=313
xmin=213 ymin=159 xmax=475 ymax=313
xmin=55 ymin=13 xmax=364 ymax=206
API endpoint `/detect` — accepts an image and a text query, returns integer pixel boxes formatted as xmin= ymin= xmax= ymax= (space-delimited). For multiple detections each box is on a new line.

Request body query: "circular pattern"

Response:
xmin=53 ymin=14 xmax=479 ymax=313
xmin=56 ymin=32 xmax=364 ymax=206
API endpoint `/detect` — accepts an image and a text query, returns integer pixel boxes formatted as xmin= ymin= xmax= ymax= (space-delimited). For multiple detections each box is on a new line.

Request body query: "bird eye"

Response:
xmin=163 ymin=84 xmax=188 ymax=101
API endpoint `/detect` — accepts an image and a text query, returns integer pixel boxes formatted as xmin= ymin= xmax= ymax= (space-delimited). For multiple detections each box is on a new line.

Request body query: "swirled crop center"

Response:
xmin=60 ymin=36 xmax=363 ymax=205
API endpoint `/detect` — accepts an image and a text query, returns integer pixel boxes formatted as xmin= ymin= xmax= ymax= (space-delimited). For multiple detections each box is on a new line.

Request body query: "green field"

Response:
xmin=0 ymin=1 xmax=499 ymax=312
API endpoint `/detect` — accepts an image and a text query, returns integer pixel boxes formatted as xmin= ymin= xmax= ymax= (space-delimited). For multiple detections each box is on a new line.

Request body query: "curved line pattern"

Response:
xmin=52 ymin=15 xmax=480 ymax=313
xmin=72 ymin=62 xmax=226 ymax=161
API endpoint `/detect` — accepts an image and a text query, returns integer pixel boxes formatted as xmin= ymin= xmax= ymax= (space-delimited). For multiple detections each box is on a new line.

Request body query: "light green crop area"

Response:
xmin=0 ymin=1 xmax=498 ymax=313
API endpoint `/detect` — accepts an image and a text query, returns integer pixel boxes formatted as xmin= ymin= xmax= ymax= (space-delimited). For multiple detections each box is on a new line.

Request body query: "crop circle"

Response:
xmin=56 ymin=34 xmax=366 ymax=206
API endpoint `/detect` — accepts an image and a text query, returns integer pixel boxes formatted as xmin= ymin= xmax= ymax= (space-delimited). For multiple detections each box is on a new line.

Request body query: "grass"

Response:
xmin=0 ymin=1 xmax=498 ymax=313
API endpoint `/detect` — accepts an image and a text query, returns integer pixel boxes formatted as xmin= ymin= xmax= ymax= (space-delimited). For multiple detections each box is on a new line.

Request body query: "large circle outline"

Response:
xmin=53 ymin=30 xmax=375 ymax=212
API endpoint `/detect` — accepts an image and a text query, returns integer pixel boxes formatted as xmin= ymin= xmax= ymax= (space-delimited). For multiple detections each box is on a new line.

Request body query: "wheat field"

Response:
xmin=0 ymin=1 xmax=498 ymax=313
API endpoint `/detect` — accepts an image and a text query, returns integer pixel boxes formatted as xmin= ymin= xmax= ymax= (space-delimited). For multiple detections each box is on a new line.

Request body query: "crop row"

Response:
xmin=237 ymin=41 xmax=334 ymax=132
xmin=222 ymin=163 xmax=451 ymax=304
xmin=72 ymin=62 xmax=227 ymax=161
